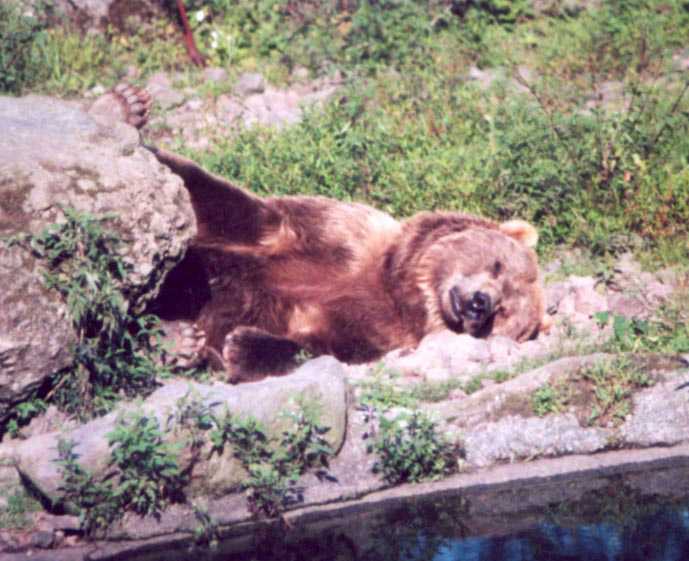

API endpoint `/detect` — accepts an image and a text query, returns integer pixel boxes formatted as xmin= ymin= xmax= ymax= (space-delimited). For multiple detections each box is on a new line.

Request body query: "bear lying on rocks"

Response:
xmin=99 ymin=86 xmax=548 ymax=382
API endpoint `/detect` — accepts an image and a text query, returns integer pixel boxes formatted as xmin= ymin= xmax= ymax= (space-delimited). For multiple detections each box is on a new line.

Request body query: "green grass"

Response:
xmin=0 ymin=488 xmax=41 ymax=529
xmin=4 ymin=0 xmax=689 ymax=261
xmin=173 ymin=0 xmax=689 ymax=258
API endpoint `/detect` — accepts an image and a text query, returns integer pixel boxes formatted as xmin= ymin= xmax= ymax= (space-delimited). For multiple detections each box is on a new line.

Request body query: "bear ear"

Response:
xmin=499 ymin=220 xmax=539 ymax=248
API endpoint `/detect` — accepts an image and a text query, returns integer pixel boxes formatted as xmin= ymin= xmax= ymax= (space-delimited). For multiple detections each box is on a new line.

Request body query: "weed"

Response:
xmin=369 ymin=410 xmax=457 ymax=484
xmin=106 ymin=411 xmax=186 ymax=518
xmin=356 ymin=367 xmax=418 ymax=411
xmin=192 ymin=502 xmax=220 ymax=548
xmin=209 ymin=405 xmax=333 ymax=518
xmin=57 ymin=410 xmax=187 ymax=535
xmin=576 ymin=357 xmax=653 ymax=427
xmin=0 ymin=488 xmax=41 ymax=529
xmin=56 ymin=439 xmax=120 ymax=536
xmin=0 ymin=2 xmax=48 ymax=94
xmin=8 ymin=207 xmax=169 ymax=420
xmin=464 ymin=376 xmax=484 ymax=395
xmin=531 ymin=383 xmax=569 ymax=417
xmin=408 ymin=378 xmax=465 ymax=403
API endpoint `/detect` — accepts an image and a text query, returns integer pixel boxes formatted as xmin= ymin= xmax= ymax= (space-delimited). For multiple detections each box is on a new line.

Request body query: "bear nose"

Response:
xmin=465 ymin=291 xmax=492 ymax=321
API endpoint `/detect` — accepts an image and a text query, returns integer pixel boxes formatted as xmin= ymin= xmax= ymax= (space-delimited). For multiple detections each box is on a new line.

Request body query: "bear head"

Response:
xmin=421 ymin=219 xmax=547 ymax=342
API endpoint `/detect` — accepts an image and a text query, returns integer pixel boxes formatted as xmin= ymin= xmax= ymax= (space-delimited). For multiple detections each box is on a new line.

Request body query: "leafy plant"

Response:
xmin=0 ymin=2 xmax=47 ymax=94
xmin=9 ymin=207 xmax=168 ymax=419
xmin=210 ymin=405 xmax=333 ymax=517
xmin=56 ymin=439 xmax=120 ymax=536
xmin=168 ymin=390 xmax=216 ymax=456
xmin=106 ymin=412 xmax=186 ymax=518
xmin=369 ymin=410 xmax=457 ymax=484
xmin=531 ymin=383 xmax=569 ymax=417
xmin=192 ymin=502 xmax=221 ymax=548
xmin=4 ymin=399 xmax=47 ymax=438
xmin=576 ymin=358 xmax=653 ymax=427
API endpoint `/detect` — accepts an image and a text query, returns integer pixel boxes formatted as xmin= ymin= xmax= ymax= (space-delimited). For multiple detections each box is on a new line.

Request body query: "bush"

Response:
xmin=0 ymin=2 xmax=47 ymax=94
xmin=107 ymin=412 xmax=186 ymax=517
xmin=369 ymin=410 xmax=457 ymax=484
xmin=8 ymin=208 xmax=169 ymax=420
xmin=210 ymin=406 xmax=333 ymax=517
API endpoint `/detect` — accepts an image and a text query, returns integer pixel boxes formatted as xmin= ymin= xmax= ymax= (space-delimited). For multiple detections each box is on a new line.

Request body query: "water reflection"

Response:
xmin=133 ymin=467 xmax=689 ymax=561
xmin=357 ymin=496 xmax=689 ymax=561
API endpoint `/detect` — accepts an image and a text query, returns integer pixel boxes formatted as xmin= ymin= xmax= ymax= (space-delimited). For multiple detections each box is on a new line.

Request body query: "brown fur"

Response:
xmin=148 ymin=147 xmax=547 ymax=382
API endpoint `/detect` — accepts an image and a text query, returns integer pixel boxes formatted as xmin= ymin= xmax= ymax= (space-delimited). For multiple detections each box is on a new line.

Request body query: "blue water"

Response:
xmin=391 ymin=508 xmax=689 ymax=561
xmin=134 ymin=475 xmax=689 ymax=561
xmin=172 ymin=498 xmax=689 ymax=561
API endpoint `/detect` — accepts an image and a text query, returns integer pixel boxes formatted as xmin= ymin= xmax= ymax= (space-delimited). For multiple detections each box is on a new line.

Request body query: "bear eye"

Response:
xmin=491 ymin=260 xmax=503 ymax=278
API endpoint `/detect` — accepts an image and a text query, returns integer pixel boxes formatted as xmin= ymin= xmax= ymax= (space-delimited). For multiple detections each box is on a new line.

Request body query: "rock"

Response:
xmin=29 ymin=531 xmax=54 ymax=549
xmin=615 ymin=252 xmax=642 ymax=276
xmin=547 ymin=276 xmax=607 ymax=317
xmin=292 ymin=66 xmax=310 ymax=82
xmin=34 ymin=513 xmax=80 ymax=533
xmin=463 ymin=414 xmax=610 ymax=467
xmin=383 ymin=331 xmax=490 ymax=382
xmin=487 ymin=336 xmax=521 ymax=364
xmin=621 ymin=371 xmax=689 ymax=446
xmin=607 ymin=293 xmax=649 ymax=318
xmin=145 ymin=72 xmax=185 ymax=110
xmin=216 ymin=95 xmax=244 ymax=123
xmin=203 ymin=67 xmax=229 ymax=84
xmin=672 ymin=48 xmax=689 ymax=72
xmin=234 ymin=72 xmax=266 ymax=97
xmin=585 ymin=80 xmax=628 ymax=111
xmin=430 ymin=354 xmax=609 ymax=426
xmin=4 ymin=357 xmax=347 ymax=504
xmin=0 ymin=94 xmax=194 ymax=424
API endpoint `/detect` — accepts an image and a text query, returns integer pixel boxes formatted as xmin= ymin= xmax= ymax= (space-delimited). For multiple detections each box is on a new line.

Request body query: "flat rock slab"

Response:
xmin=0 ymin=356 xmax=348 ymax=504
xmin=0 ymin=94 xmax=194 ymax=423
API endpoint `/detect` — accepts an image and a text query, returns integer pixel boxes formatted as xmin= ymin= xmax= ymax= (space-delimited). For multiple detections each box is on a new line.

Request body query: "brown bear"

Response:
xmin=95 ymin=85 xmax=547 ymax=382
xmin=144 ymin=146 xmax=547 ymax=382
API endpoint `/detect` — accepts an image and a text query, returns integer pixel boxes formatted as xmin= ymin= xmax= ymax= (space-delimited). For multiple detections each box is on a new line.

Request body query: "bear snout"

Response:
xmin=466 ymin=290 xmax=492 ymax=321
xmin=448 ymin=287 xmax=493 ymax=326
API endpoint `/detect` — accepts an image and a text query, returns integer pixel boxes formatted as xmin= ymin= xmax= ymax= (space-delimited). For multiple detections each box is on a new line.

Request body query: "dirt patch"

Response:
xmin=0 ymin=177 xmax=31 ymax=233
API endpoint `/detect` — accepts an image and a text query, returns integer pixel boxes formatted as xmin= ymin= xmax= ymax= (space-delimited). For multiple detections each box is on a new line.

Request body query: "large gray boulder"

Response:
xmin=0 ymin=94 xmax=194 ymax=424
xmin=0 ymin=356 xmax=348 ymax=504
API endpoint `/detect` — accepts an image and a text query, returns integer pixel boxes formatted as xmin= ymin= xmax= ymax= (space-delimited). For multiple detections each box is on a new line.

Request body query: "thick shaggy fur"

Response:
xmin=149 ymin=147 xmax=547 ymax=382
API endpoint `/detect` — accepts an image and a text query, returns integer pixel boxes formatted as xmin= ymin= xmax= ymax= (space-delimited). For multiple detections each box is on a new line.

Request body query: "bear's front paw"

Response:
xmin=222 ymin=326 xmax=302 ymax=384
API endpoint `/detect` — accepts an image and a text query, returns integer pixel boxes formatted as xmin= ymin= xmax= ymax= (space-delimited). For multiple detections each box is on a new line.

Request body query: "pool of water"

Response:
xmin=130 ymin=463 xmax=689 ymax=561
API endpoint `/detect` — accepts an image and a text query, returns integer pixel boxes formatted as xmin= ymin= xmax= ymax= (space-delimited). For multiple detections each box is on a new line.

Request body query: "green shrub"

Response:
xmin=107 ymin=412 xmax=186 ymax=517
xmin=0 ymin=2 xmax=47 ymax=94
xmin=8 ymin=208 xmax=168 ymax=420
xmin=369 ymin=410 xmax=456 ymax=484
xmin=57 ymin=412 xmax=187 ymax=535
xmin=0 ymin=488 xmax=41 ymax=529
xmin=531 ymin=383 xmax=568 ymax=417
xmin=210 ymin=406 xmax=333 ymax=517
xmin=56 ymin=439 xmax=120 ymax=536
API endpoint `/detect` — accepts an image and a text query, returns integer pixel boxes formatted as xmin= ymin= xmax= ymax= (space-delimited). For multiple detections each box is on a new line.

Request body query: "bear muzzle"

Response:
xmin=449 ymin=286 xmax=494 ymax=332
